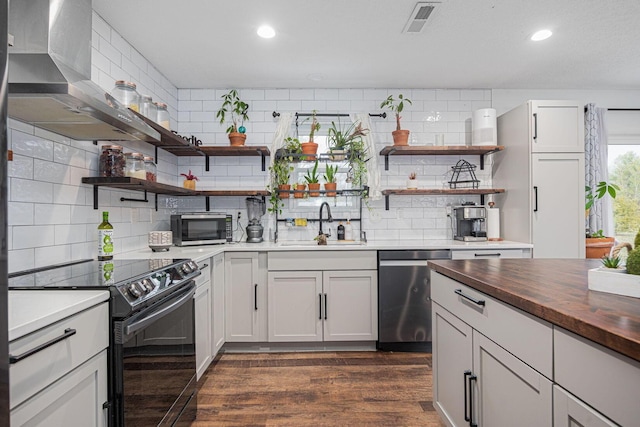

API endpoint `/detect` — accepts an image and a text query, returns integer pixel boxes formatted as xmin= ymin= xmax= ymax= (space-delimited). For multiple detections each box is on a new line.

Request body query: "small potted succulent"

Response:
xmin=304 ymin=160 xmax=321 ymax=196
xmin=216 ymin=89 xmax=249 ymax=146
xmin=301 ymin=110 xmax=320 ymax=160
xmin=380 ymin=93 xmax=412 ymax=146
xmin=180 ymin=170 xmax=198 ymax=190
xmin=323 ymin=164 xmax=338 ymax=197
xmin=600 ymin=255 xmax=624 ymax=271
xmin=407 ymin=171 xmax=418 ymax=189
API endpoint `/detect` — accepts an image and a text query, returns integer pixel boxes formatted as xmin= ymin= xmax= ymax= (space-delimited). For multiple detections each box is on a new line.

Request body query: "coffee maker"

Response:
xmin=453 ymin=205 xmax=487 ymax=241
xmin=246 ymin=197 xmax=266 ymax=243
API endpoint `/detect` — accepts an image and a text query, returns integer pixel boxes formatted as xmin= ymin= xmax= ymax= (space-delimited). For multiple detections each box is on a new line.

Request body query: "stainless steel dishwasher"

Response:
xmin=378 ymin=249 xmax=451 ymax=352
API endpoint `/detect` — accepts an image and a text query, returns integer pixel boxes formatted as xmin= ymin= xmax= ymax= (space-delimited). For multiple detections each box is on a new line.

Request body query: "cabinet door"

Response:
xmin=432 ymin=303 xmax=473 ymax=427
xmin=553 ymin=385 xmax=617 ymax=427
xmin=472 ymin=331 xmax=552 ymax=427
xmin=11 ymin=350 xmax=108 ymax=427
xmin=268 ymin=271 xmax=323 ymax=342
xmin=211 ymin=253 xmax=225 ymax=356
xmin=322 ymin=270 xmax=377 ymax=341
xmin=225 ymin=252 xmax=267 ymax=342
xmin=195 ymin=277 xmax=212 ymax=380
xmin=531 ymin=101 xmax=583 ymax=153
xmin=532 ymin=153 xmax=585 ymax=258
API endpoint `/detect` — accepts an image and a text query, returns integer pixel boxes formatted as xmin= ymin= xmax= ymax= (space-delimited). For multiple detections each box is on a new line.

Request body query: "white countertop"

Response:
xmin=9 ymin=290 xmax=110 ymax=342
xmin=118 ymin=239 xmax=532 ymax=262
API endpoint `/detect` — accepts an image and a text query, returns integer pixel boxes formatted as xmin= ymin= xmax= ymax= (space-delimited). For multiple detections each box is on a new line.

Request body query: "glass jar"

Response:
xmin=140 ymin=95 xmax=156 ymax=120
xmin=144 ymin=156 xmax=157 ymax=182
xmin=155 ymin=102 xmax=170 ymax=130
xmin=99 ymin=145 xmax=125 ymax=177
xmin=111 ymin=80 xmax=140 ymax=112
xmin=124 ymin=152 xmax=146 ymax=180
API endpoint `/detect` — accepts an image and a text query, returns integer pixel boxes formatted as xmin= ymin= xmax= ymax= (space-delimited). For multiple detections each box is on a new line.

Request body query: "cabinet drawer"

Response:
xmin=431 ymin=271 xmax=552 ymax=378
xmin=268 ymin=250 xmax=377 ymax=271
xmin=554 ymin=327 xmax=640 ymax=427
xmin=195 ymin=258 xmax=211 ymax=286
xmin=10 ymin=302 xmax=109 ymax=409
xmin=451 ymin=249 xmax=524 ymax=259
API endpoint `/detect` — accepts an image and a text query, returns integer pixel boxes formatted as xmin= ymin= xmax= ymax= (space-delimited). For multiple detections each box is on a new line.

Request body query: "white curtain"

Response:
xmin=585 ymin=103 xmax=613 ymax=236
xmin=350 ymin=113 xmax=382 ymax=201
xmin=269 ymin=112 xmax=293 ymax=171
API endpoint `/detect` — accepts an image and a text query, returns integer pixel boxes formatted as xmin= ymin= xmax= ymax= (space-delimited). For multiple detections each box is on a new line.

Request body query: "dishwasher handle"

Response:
xmin=378 ymin=260 xmax=432 ymax=267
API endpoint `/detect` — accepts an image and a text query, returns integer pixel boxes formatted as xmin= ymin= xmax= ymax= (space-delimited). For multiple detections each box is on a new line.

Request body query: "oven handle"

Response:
xmin=124 ymin=284 xmax=196 ymax=336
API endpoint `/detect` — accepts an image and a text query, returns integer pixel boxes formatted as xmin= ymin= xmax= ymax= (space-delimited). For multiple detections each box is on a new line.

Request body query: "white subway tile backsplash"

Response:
xmin=265 ymin=89 xmax=290 ymax=100
xmin=8 ymin=155 xmax=33 ymax=179
xmin=13 ymin=225 xmax=55 ymax=249
xmin=11 ymin=131 xmax=54 ymax=161
xmin=8 ymin=249 xmax=35 ymax=273
xmin=35 ymin=245 xmax=72 ymax=268
xmin=12 ymin=179 xmax=54 ymax=204
xmin=8 ymin=202 xmax=34 ymax=226
xmin=35 ymin=204 xmax=71 ymax=225
xmin=55 ymin=224 xmax=88 ymax=245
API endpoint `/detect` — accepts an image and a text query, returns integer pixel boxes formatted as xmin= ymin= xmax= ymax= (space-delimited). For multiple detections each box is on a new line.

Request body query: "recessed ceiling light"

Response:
xmin=531 ymin=29 xmax=553 ymax=41
xmin=257 ymin=25 xmax=275 ymax=39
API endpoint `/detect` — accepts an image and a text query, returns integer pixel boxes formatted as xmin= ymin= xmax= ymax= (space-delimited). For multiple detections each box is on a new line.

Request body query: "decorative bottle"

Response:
xmin=337 ymin=222 xmax=345 ymax=240
xmin=98 ymin=211 xmax=114 ymax=260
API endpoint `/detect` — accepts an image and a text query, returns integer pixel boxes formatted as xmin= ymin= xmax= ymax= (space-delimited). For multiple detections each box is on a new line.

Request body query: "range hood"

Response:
xmin=8 ymin=0 xmax=160 ymax=142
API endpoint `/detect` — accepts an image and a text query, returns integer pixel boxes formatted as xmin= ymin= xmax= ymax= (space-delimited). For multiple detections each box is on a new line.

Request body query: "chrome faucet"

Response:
xmin=318 ymin=202 xmax=333 ymax=238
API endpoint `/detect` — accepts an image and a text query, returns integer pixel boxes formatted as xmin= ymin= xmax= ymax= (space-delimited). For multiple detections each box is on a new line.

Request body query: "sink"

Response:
xmin=278 ymin=241 xmax=366 ymax=247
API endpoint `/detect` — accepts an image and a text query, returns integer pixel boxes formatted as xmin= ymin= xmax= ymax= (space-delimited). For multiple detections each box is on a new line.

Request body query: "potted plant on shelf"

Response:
xmin=585 ymin=181 xmax=619 ymax=259
xmin=276 ymin=137 xmax=302 ymax=160
xmin=216 ymin=89 xmax=249 ymax=146
xmin=304 ymin=160 xmax=321 ymax=196
xmin=180 ymin=170 xmax=198 ymax=190
xmin=293 ymin=182 xmax=306 ymax=199
xmin=323 ymin=164 xmax=338 ymax=197
xmin=267 ymin=158 xmax=293 ymax=214
xmin=301 ymin=110 xmax=320 ymax=160
xmin=407 ymin=172 xmax=418 ymax=189
xmin=380 ymin=93 xmax=412 ymax=146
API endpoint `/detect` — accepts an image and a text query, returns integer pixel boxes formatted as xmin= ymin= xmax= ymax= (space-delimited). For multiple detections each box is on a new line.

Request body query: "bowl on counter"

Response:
xmin=149 ymin=231 xmax=172 ymax=252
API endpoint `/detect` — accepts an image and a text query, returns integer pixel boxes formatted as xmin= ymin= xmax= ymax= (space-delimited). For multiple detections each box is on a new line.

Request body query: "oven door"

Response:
xmin=112 ymin=283 xmax=197 ymax=427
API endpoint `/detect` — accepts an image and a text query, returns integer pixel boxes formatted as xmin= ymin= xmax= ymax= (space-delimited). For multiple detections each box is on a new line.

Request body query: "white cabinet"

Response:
xmin=553 ymin=386 xmax=617 ymax=427
xmin=211 ymin=253 xmax=225 ymax=356
xmin=495 ymin=100 xmax=585 ymax=258
xmin=225 ymin=252 xmax=268 ymax=342
xmin=194 ymin=258 xmax=212 ymax=380
xmin=431 ymin=272 xmax=553 ymax=427
xmin=267 ymin=269 xmax=377 ymax=342
xmin=10 ymin=302 xmax=109 ymax=426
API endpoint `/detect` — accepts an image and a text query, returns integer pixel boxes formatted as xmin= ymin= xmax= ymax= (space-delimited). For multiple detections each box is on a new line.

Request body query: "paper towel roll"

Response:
xmin=486 ymin=207 xmax=501 ymax=240
xmin=472 ymin=108 xmax=497 ymax=146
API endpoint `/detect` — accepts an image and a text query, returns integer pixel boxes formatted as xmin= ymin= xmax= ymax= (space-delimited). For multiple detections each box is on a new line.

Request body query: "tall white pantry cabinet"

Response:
xmin=494 ymin=100 xmax=585 ymax=258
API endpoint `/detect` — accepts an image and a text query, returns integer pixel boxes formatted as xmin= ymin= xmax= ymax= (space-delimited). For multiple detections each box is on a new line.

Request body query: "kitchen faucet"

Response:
xmin=318 ymin=202 xmax=333 ymax=238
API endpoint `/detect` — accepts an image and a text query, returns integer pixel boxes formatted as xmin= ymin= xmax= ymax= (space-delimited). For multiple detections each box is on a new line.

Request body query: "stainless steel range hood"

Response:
xmin=8 ymin=0 xmax=160 ymax=142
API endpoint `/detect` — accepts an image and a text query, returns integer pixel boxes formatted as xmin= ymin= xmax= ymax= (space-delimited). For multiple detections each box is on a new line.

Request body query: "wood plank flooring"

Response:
xmin=194 ymin=351 xmax=445 ymax=426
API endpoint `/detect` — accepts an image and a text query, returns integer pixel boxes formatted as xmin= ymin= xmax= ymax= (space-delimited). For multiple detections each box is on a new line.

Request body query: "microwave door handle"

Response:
xmin=124 ymin=285 xmax=195 ymax=336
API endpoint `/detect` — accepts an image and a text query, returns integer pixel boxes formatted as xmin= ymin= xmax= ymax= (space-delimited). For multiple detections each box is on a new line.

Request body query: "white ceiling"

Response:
xmin=93 ymin=0 xmax=640 ymax=90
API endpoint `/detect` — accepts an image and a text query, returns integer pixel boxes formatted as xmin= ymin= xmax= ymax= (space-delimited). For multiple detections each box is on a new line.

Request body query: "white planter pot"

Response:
xmin=407 ymin=179 xmax=418 ymax=189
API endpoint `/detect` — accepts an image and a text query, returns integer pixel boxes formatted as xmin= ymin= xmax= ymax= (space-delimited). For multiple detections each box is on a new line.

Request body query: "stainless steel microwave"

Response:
xmin=171 ymin=213 xmax=233 ymax=246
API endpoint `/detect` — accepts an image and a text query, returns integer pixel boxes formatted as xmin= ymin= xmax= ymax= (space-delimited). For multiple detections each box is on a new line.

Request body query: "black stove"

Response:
xmin=8 ymin=258 xmax=201 ymax=318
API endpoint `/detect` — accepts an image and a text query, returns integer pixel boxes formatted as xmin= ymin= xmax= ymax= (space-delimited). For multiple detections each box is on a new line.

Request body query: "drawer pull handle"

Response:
xmin=319 ymin=294 xmax=323 ymax=320
xmin=254 ymin=284 xmax=258 ymax=310
xmin=9 ymin=328 xmax=77 ymax=364
xmin=455 ymin=289 xmax=486 ymax=306
xmin=474 ymin=252 xmax=501 ymax=257
xmin=200 ymin=263 xmax=209 ymax=269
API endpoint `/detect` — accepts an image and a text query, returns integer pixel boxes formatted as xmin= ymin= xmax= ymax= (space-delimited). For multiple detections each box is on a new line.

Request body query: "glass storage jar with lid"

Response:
xmin=155 ymin=102 xmax=170 ymax=130
xmin=124 ymin=152 xmax=146 ymax=180
xmin=111 ymin=81 xmax=140 ymax=112
xmin=144 ymin=156 xmax=157 ymax=182
xmin=99 ymin=145 xmax=125 ymax=177
xmin=140 ymin=95 xmax=156 ymax=120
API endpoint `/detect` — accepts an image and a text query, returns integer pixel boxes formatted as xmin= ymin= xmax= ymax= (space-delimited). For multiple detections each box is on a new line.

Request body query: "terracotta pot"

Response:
xmin=301 ymin=141 xmax=318 ymax=160
xmin=324 ymin=182 xmax=337 ymax=197
xmin=183 ymin=179 xmax=196 ymax=190
xmin=277 ymin=184 xmax=291 ymax=199
xmin=307 ymin=182 xmax=321 ymax=197
xmin=293 ymin=183 xmax=306 ymax=199
xmin=228 ymin=132 xmax=246 ymax=146
xmin=392 ymin=130 xmax=410 ymax=146
xmin=586 ymin=237 xmax=616 ymax=259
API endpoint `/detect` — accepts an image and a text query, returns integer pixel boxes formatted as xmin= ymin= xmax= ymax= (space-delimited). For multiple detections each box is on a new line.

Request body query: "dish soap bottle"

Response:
xmin=98 ymin=211 xmax=114 ymax=260
xmin=345 ymin=219 xmax=353 ymax=241
xmin=337 ymin=222 xmax=345 ymax=240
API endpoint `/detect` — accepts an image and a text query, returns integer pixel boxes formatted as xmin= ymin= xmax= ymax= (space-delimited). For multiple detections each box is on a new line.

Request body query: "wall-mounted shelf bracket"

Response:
xmin=120 ymin=190 xmax=148 ymax=204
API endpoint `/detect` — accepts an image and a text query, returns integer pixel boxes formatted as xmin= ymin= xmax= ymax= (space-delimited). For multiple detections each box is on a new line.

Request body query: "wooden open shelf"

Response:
xmin=198 ymin=145 xmax=270 ymax=171
xmin=379 ymin=145 xmax=504 ymax=170
xmin=381 ymin=188 xmax=505 ymax=210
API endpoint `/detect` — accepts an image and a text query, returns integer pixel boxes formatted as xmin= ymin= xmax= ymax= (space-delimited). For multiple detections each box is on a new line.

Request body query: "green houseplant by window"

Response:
xmin=216 ymin=89 xmax=249 ymax=146
xmin=585 ymin=181 xmax=620 ymax=258
xmin=380 ymin=93 xmax=412 ymax=146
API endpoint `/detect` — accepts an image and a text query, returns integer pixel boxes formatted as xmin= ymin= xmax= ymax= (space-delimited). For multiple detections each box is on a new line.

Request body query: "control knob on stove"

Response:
xmin=140 ymin=278 xmax=155 ymax=294
xmin=126 ymin=282 xmax=142 ymax=299
xmin=181 ymin=263 xmax=193 ymax=274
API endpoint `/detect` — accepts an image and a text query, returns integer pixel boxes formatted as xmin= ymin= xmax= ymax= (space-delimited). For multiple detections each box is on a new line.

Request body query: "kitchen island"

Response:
xmin=428 ymin=258 xmax=640 ymax=427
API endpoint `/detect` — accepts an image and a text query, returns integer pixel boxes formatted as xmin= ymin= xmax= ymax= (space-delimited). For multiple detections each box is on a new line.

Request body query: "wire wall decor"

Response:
xmin=448 ymin=159 xmax=480 ymax=189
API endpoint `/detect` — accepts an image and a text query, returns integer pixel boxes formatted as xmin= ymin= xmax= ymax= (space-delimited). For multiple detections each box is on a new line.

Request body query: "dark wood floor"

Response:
xmin=194 ymin=351 xmax=445 ymax=426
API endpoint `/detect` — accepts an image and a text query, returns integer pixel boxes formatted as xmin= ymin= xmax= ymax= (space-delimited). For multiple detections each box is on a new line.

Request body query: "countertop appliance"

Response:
xmin=453 ymin=205 xmax=487 ymax=242
xmin=171 ymin=213 xmax=233 ymax=246
xmin=9 ymin=258 xmax=201 ymax=426
xmin=378 ymin=249 xmax=451 ymax=352
xmin=246 ymin=197 xmax=266 ymax=243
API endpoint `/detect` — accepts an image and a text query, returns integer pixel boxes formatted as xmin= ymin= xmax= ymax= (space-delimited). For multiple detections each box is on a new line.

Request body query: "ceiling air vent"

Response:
xmin=403 ymin=2 xmax=438 ymax=33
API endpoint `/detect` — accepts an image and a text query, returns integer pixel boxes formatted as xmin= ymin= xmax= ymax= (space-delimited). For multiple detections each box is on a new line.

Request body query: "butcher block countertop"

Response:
xmin=428 ymin=258 xmax=640 ymax=363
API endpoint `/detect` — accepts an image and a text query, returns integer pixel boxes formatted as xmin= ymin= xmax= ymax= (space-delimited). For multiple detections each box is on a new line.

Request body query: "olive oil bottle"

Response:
xmin=98 ymin=211 xmax=114 ymax=260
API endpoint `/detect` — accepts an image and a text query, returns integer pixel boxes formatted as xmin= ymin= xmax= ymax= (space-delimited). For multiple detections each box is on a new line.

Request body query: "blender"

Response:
xmin=246 ymin=197 xmax=266 ymax=243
